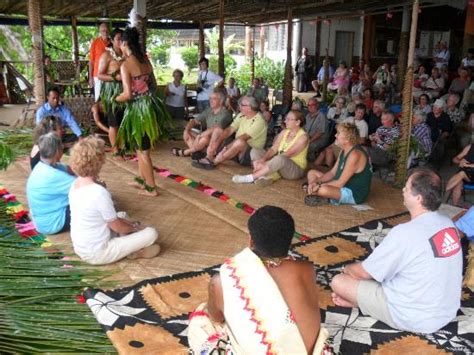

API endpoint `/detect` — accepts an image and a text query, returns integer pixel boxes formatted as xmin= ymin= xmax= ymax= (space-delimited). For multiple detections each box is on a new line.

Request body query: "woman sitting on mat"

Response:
xmin=116 ymin=27 xmax=172 ymax=197
xmin=69 ymin=136 xmax=160 ymax=265
xmin=232 ymin=110 xmax=308 ymax=186
xmin=304 ymin=122 xmax=372 ymax=206
xmin=30 ymin=116 xmax=64 ymax=170
xmin=445 ymin=144 xmax=474 ymax=207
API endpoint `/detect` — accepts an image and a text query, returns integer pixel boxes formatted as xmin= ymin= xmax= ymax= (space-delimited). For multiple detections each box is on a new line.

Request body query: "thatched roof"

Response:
xmin=0 ymin=0 xmax=467 ymax=25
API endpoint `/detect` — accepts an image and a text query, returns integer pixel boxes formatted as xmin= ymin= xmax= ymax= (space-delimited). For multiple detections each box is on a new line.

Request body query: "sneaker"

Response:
xmin=127 ymin=244 xmax=161 ymax=260
xmin=232 ymin=175 xmax=254 ymax=184
xmin=254 ymin=177 xmax=273 ymax=187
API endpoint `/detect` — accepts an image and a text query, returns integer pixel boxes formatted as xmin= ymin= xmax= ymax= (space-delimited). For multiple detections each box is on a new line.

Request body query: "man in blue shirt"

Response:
xmin=311 ymin=59 xmax=335 ymax=97
xmin=35 ymin=88 xmax=82 ymax=139
xmin=27 ymin=132 xmax=76 ymax=235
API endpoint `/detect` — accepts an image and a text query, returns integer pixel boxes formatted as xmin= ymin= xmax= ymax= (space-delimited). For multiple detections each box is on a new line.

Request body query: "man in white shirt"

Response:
xmin=331 ymin=168 xmax=462 ymax=333
xmin=196 ymin=57 xmax=223 ymax=113
xmin=343 ymin=103 xmax=368 ymax=145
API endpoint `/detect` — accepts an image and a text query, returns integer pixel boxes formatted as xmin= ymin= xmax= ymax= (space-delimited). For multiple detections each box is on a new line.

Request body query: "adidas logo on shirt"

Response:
xmin=429 ymin=228 xmax=460 ymax=258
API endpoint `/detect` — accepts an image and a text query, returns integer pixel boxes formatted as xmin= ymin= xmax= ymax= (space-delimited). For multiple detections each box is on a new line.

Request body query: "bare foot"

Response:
xmin=331 ymin=292 xmax=356 ymax=308
xmin=138 ymin=188 xmax=159 ymax=197
xmin=127 ymin=181 xmax=145 ymax=190
xmin=127 ymin=244 xmax=161 ymax=260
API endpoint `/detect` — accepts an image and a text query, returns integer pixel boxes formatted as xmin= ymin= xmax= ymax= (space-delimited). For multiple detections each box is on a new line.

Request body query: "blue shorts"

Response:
xmin=331 ymin=187 xmax=356 ymax=205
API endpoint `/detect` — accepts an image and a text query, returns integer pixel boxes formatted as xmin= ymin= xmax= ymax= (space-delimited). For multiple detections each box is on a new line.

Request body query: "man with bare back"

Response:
xmin=188 ymin=205 xmax=329 ymax=354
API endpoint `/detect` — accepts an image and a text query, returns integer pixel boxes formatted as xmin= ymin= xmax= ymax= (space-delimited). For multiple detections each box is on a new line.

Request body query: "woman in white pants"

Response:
xmin=69 ymin=136 xmax=160 ymax=265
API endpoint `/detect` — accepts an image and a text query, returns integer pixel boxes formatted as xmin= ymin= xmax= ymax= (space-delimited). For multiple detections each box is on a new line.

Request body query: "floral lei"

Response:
xmin=106 ymin=47 xmax=125 ymax=62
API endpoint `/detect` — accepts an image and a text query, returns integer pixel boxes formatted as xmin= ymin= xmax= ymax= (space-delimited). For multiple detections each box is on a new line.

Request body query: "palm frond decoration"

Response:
xmin=0 ymin=189 xmax=115 ymax=353
xmin=0 ymin=128 xmax=33 ymax=171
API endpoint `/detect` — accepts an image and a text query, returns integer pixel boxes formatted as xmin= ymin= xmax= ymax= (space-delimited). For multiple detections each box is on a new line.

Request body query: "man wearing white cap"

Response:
xmin=426 ymin=99 xmax=453 ymax=168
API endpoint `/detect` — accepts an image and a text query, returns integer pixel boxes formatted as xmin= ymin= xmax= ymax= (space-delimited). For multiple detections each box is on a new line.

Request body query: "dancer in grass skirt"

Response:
xmin=116 ymin=27 xmax=172 ymax=196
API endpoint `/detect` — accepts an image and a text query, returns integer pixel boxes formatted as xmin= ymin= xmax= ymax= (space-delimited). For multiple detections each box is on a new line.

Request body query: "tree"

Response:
xmin=230 ymin=57 xmax=285 ymax=91
xmin=181 ymin=46 xmax=199 ymax=74
xmin=205 ymin=27 xmax=243 ymax=55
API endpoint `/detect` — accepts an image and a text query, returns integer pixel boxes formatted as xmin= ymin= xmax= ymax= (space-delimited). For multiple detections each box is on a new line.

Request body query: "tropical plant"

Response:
xmin=205 ymin=27 xmax=244 ymax=55
xmin=149 ymin=43 xmax=171 ymax=66
xmin=0 ymin=129 xmax=33 ymax=171
xmin=209 ymin=54 xmax=236 ymax=78
xmin=230 ymin=57 xmax=285 ymax=91
xmin=180 ymin=46 xmax=199 ymax=74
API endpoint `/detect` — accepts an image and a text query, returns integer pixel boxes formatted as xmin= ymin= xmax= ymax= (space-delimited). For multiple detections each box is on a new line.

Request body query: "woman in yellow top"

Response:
xmin=232 ymin=110 xmax=309 ymax=186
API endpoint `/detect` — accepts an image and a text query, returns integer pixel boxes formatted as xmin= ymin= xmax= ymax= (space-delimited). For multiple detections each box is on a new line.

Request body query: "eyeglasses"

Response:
xmin=240 ymin=103 xmax=250 ymax=107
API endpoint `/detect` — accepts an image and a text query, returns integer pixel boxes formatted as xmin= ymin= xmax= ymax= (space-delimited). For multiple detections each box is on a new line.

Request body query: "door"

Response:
xmin=335 ymin=31 xmax=355 ymax=66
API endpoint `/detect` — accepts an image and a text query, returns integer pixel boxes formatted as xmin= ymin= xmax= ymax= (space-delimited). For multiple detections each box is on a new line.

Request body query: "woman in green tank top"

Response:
xmin=304 ymin=122 xmax=372 ymax=206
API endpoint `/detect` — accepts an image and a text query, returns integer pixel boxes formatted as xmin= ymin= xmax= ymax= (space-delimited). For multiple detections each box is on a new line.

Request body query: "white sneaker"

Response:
xmin=232 ymin=175 xmax=254 ymax=184
xmin=254 ymin=177 xmax=273 ymax=187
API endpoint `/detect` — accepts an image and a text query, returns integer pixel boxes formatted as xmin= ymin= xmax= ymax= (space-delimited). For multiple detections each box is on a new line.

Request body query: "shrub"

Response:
xmin=230 ymin=57 xmax=285 ymax=92
xmin=150 ymin=44 xmax=171 ymax=66
xmin=209 ymin=55 xmax=236 ymax=79
xmin=181 ymin=46 xmax=199 ymax=74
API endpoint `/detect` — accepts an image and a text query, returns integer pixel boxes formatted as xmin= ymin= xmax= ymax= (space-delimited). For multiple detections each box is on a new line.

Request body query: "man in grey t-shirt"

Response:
xmin=304 ymin=98 xmax=328 ymax=162
xmin=172 ymin=90 xmax=232 ymax=159
xmin=330 ymin=168 xmax=462 ymax=333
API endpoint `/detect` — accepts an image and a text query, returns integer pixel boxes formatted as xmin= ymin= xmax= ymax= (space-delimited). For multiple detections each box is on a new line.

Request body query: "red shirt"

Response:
xmin=89 ymin=37 xmax=108 ymax=77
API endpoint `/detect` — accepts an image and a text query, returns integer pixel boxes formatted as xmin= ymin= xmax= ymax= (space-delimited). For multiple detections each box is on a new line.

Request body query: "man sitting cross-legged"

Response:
xmin=187 ymin=205 xmax=329 ymax=354
xmin=193 ymin=95 xmax=267 ymax=169
xmin=172 ymin=90 xmax=232 ymax=159
xmin=304 ymin=122 xmax=372 ymax=206
xmin=331 ymin=168 xmax=463 ymax=333
xmin=232 ymin=110 xmax=308 ymax=186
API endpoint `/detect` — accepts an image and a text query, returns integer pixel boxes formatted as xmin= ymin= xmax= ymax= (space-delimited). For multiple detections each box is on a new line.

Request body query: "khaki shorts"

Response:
xmin=357 ymin=280 xmax=397 ymax=328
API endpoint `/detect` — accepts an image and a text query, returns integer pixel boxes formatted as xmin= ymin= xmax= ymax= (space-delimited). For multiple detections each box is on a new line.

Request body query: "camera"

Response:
xmin=196 ymin=79 xmax=208 ymax=94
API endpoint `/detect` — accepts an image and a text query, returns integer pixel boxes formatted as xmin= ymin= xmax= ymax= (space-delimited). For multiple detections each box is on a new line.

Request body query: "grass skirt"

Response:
xmin=100 ymin=81 xmax=124 ymax=115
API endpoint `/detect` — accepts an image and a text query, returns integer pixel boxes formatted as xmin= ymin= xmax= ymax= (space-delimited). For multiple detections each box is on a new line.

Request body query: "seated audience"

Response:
xmin=461 ymin=48 xmax=474 ymax=70
xmin=260 ymin=100 xmax=272 ymax=124
xmin=195 ymin=96 xmax=267 ymax=169
xmin=173 ymin=90 xmax=232 ymax=159
xmin=188 ymin=205 xmax=327 ymax=354
xmin=30 ymin=116 xmax=64 ymax=170
xmin=331 ymin=168 xmax=462 ymax=333
xmin=331 ymin=85 xmax=350 ymax=106
xmin=366 ymin=99 xmax=385 ymax=135
xmin=413 ymin=93 xmax=432 ymax=115
xmin=411 ymin=111 xmax=433 ymax=160
xmin=304 ymin=98 xmax=328 ymax=162
xmin=164 ymin=69 xmax=188 ymax=121
xmin=418 ymin=67 xmax=445 ymax=100
xmin=35 ymin=87 xmax=82 ymax=141
xmin=372 ymin=63 xmax=391 ymax=99
xmin=366 ymin=111 xmax=400 ymax=167
xmin=362 ymin=88 xmax=374 ymax=111
xmin=445 ymin=93 xmax=464 ymax=124
xmin=69 ymin=137 xmax=159 ymax=265
xmin=445 ymin=144 xmax=474 ymax=207
xmin=311 ymin=59 xmax=335 ymax=96
xmin=427 ymin=99 xmax=453 ymax=168
xmin=247 ymin=77 xmax=267 ymax=104
xmin=448 ymin=67 xmax=471 ymax=98
xmin=232 ymin=110 xmax=308 ymax=186
xmin=413 ymin=64 xmax=429 ymax=89
xmin=225 ymin=77 xmax=241 ymax=113
xmin=327 ymin=97 xmax=348 ymax=122
xmin=26 ymin=133 xmax=76 ymax=235
xmin=433 ymin=41 xmax=450 ymax=69
xmin=328 ymin=61 xmax=349 ymax=91
xmin=305 ymin=122 xmax=372 ymax=206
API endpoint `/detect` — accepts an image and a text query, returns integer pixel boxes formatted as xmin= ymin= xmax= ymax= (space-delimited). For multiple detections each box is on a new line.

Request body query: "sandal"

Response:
xmin=171 ymin=147 xmax=190 ymax=157
xmin=191 ymin=151 xmax=207 ymax=161
xmin=304 ymin=194 xmax=328 ymax=207
xmin=191 ymin=157 xmax=215 ymax=170
xmin=138 ymin=183 xmax=159 ymax=196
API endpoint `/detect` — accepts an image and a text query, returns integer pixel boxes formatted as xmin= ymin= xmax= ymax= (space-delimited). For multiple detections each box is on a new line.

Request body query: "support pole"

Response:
xmin=315 ymin=18 xmax=321 ymax=68
xmin=199 ymin=21 xmax=205 ymax=60
xmin=259 ymin=25 xmax=265 ymax=58
xmin=463 ymin=0 xmax=474 ymax=54
xmin=397 ymin=6 xmax=410 ymax=91
xmin=250 ymin=26 xmax=255 ymax=81
xmin=362 ymin=14 xmax=373 ymax=63
xmin=395 ymin=0 xmax=419 ymax=187
xmin=218 ymin=0 xmax=225 ymax=78
xmin=245 ymin=26 xmax=252 ymax=60
xmin=134 ymin=0 xmax=147 ymax=52
xmin=283 ymin=8 xmax=293 ymax=107
xmin=28 ymin=0 xmax=45 ymax=106
xmin=71 ymin=16 xmax=81 ymax=91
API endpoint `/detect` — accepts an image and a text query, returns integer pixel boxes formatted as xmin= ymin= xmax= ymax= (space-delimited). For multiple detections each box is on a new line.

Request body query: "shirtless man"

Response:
xmin=97 ymin=28 xmax=125 ymax=154
xmin=188 ymin=206 xmax=327 ymax=354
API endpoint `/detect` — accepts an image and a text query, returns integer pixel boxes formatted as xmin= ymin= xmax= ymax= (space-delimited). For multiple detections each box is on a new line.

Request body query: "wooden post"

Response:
xmin=250 ymin=26 xmax=255 ymax=81
xmin=245 ymin=26 xmax=252 ymax=60
xmin=71 ymin=16 xmax=81 ymax=93
xmin=395 ymin=0 xmax=419 ymax=187
xmin=218 ymin=0 xmax=225 ymax=78
xmin=28 ymin=0 xmax=45 ymax=106
xmin=283 ymin=7 xmax=293 ymax=107
xmin=134 ymin=0 xmax=147 ymax=52
xmin=463 ymin=0 xmax=474 ymax=54
xmin=397 ymin=6 xmax=410 ymax=91
xmin=362 ymin=14 xmax=373 ymax=63
xmin=259 ymin=25 xmax=265 ymax=57
xmin=199 ymin=21 xmax=205 ymax=60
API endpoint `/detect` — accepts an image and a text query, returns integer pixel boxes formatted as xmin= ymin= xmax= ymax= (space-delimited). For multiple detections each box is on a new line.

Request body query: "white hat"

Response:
xmin=433 ymin=99 xmax=446 ymax=108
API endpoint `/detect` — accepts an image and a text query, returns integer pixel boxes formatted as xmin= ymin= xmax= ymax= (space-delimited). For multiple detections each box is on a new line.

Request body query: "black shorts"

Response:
xmin=137 ymin=135 xmax=151 ymax=151
xmin=108 ymin=108 xmax=124 ymax=128
xmin=461 ymin=168 xmax=474 ymax=182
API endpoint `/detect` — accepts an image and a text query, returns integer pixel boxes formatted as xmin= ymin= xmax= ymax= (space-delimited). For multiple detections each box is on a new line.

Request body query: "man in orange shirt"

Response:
xmin=89 ymin=22 xmax=109 ymax=101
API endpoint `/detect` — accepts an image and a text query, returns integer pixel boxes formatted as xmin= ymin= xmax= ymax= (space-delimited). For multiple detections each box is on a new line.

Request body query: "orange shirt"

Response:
xmin=89 ymin=37 xmax=108 ymax=77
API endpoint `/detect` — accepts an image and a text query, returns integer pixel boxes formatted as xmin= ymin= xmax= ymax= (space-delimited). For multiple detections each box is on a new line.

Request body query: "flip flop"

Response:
xmin=191 ymin=151 xmax=207 ymax=161
xmin=171 ymin=147 xmax=190 ymax=157
xmin=191 ymin=157 xmax=215 ymax=170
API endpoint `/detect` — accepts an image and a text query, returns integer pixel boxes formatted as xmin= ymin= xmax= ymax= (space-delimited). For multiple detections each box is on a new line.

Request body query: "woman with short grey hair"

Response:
xmin=26 ymin=132 xmax=76 ymax=235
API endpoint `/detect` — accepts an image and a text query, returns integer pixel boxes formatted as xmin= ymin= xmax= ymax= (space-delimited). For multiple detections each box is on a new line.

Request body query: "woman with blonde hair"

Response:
xmin=68 ymin=136 xmax=160 ymax=265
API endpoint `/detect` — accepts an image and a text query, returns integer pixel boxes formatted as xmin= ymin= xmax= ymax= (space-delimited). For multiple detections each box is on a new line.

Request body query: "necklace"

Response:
xmin=106 ymin=47 xmax=125 ymax=62
xmin=260 ymin=255 xmax=294 ymax=268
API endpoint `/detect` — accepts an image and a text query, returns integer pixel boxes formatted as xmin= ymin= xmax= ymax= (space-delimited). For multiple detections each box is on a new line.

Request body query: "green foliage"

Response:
xmin=209 ymin=54 xmax=236 ymax=78
xmin=180 ymin=46 xmax=199 ymax=74
xmin=230 ymin=57 xmax=285 ymax=91
xmin=150 ymin=44 xmax=171 ymax=66
xmin=205 ymin=27 xmax=244 ymax=55
xmin=0 ymin=129 xmax=33 ymax=170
